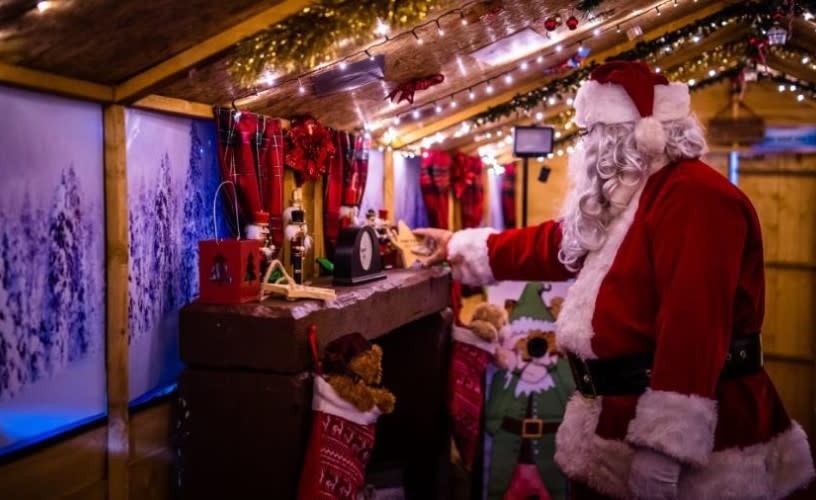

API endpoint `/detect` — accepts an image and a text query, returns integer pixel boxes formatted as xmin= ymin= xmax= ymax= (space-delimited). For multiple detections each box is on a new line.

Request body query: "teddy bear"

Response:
xmin=324 ymin=339 xmax=396 ymax=414
xmin=468 ymin=302 xmax=509 ymax=343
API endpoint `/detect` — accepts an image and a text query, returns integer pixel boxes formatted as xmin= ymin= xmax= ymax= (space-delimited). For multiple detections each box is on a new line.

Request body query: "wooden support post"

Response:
xmin=384 ymin=151 xmax=394 ymax=220
xmin=103 ymin=105 xmax=130 ymax=500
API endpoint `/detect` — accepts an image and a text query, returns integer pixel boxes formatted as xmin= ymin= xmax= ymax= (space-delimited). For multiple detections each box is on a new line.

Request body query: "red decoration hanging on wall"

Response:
xmin=285 ymin=117 xmax=336 ymax=184
xmin=566 ymin=15 xmax=579 ymax=30
xmin=544 ymin=16 xmax=559 ymax=31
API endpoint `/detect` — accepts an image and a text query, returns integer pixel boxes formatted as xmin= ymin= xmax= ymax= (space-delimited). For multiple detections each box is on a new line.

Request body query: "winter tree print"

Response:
xmin=0 ymin=86 xmax=105 ymax=452
xmin=0 ymin=166 xmax=103 ymax=401
xmin=126 ymin=110 xmax=223 ymax=402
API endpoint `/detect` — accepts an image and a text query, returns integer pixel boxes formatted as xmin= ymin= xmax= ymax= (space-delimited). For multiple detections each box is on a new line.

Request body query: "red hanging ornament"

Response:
xmin=284 ymin=118 xmax=336 ymax=184
xmin=544 ymin=16 xmax=559 ymax=31
xmin=386 ymin=74 xmax=445 ymax=104
xmin=566 ymin=15 xmax=579 ymax=30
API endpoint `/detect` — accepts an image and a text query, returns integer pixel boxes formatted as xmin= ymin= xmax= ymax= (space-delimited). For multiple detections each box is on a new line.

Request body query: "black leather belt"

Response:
xmin=501 ymin=417 xmax=560 ymax=439
xmin=568 ymin=332 xmax=764 ymax=398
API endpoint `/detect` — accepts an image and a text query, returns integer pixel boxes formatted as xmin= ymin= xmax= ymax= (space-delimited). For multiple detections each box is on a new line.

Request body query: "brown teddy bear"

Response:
xmin=322 ymin=333 xmax=396 ymax=414
xmin=468 ymin=302 xmax=509 ymax=343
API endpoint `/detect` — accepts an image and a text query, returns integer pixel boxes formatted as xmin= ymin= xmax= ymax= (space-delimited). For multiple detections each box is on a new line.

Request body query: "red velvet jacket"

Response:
xmin=448 ymin=159 xmax=814 ymax=499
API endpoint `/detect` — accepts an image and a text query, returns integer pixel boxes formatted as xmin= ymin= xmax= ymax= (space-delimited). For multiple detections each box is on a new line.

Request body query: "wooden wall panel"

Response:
xmin=0 ymin=427 xmax=106 ymax=499
xmin=763 ymin=269 xmax=816 ymax=359
xmin=765 ymin=360 xmax=814 ymax=437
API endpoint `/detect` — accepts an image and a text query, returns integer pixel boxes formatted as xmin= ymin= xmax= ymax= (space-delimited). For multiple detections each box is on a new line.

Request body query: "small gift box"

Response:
xmin=198 ymin=180 xmax=263 ymax=304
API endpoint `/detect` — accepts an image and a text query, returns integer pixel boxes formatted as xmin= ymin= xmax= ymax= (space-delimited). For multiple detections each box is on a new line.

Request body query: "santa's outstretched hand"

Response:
xmin=413 ymin=227 xmax=453 ymax=267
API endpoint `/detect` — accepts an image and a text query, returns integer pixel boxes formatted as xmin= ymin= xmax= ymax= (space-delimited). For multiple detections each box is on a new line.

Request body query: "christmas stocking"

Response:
xmin=448 ymin=325 xmax=495 ymax=469
xmin=297 ymin=376 xmax=380 ymax=500
xmin=297 ymin=330 xmax=395 ymax=500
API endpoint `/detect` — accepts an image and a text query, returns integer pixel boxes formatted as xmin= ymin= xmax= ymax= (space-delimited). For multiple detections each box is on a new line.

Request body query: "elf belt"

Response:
xmin=568 ymin=333 xmax=763 ymax=398
xmin=501 ymin=417 xmax=560 ymax=439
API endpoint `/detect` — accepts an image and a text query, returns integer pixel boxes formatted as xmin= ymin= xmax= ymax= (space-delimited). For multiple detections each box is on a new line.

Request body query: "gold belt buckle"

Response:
xmin=521 ymin=418 xmax=544 ymax=439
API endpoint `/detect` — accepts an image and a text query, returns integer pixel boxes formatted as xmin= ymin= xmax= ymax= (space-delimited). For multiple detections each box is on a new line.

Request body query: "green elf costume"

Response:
xmin=485 ymin=282 xmax=575 ymax=500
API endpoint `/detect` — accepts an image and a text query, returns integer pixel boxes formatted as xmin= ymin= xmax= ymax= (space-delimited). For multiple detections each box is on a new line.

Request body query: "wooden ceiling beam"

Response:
xmin=0 ymin=61 xmax=113 ymax=101
xmin=132 ymin=95 xmax=214 ymax=119
xmin=113 ymin=0 xmax=313 ymax=103
xmin=391 ymin=1 xmax=729 ymax=149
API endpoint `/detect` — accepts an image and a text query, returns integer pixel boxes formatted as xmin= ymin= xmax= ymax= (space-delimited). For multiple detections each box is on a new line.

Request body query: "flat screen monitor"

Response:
xmin=513 ymin=126 xmax=554 ymax=157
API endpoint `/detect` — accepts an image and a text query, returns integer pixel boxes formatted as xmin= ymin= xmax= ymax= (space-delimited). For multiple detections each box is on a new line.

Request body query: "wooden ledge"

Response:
xmin=180 ymin=267 xmax=451 ymax=373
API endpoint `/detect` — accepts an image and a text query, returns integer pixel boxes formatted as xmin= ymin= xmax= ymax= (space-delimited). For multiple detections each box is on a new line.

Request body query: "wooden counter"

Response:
xmin=177 ymin=268 xmax=452 ymax=499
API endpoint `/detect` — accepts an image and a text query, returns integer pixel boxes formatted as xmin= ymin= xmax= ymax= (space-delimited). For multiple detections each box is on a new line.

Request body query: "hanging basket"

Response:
xmin=707 ymin=101 xmax=766 ymax=146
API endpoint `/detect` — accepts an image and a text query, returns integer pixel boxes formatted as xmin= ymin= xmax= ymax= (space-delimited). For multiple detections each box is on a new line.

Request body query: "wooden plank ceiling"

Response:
xmin=0 ymin=0 xmax=290 ymax=84
xmin=151 ymin=0 xmax=730 ymax=144
xmin=3 ymin=0 xmax=792 ymax=153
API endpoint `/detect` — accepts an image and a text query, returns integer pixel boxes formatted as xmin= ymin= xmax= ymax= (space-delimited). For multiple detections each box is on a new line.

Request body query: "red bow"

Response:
xmin=452 ymin=153 xmax=482 ymax=198
xmin=386 ymin=74 xmax=445 ymax=104
xmin=285 ymin=118 xmax=336 ymax=185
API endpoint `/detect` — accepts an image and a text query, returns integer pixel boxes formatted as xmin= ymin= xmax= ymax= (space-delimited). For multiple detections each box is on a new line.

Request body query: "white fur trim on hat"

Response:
xmin=573 ymin=81 xmax=690 ymax=127
xmin=626 ymin=389 xmax=717 ymax=467
xmin=447 ymin=227 xmax=498 ymax=286
xmin=312 ymin=375 xmax=382 ymax=425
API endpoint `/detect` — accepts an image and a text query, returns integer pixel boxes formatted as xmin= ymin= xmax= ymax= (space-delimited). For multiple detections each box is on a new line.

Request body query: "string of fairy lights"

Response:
xmin=389 ymin=4 xmax=816 ymax=159
xmin=468 ymin=66 xmax=816 ymax=173
xmin=237 ymin=0 xmax=700 ymax=118
xmin=375 ymin=0 xmax=709 ymax=137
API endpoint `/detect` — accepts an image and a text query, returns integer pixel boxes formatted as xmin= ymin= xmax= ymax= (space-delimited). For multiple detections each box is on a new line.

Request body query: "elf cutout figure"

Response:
xmin=485 ymin=282 xmax=574 ymax=500
xmin=417 ymin=61 xmax=814 ymax=499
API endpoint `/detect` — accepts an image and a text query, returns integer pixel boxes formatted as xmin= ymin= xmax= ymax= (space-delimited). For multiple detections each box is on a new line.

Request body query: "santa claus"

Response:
xmin=416 ymin=61 xmax=815 ymax=499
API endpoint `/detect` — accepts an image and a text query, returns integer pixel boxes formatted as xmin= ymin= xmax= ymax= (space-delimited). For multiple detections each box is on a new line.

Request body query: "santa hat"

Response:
xmin=322 ymin=333 xmax=372 ymax=375
xmin=573 ymin=60 xmax=690 ymax=155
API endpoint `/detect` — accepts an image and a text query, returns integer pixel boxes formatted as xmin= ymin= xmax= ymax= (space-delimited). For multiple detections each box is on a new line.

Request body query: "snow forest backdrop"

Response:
xmin=126 ymin=109 xmax=224 ymax=403
xmin=0 ymin=86 xmax=106 ymax=452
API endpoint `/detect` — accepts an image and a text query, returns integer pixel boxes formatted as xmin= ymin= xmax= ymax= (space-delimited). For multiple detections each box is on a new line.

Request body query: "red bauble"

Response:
xmin=544 ymin=16 xmax=558 ymax=31
xmin=566 ymin=15 xmax=579 ymax=30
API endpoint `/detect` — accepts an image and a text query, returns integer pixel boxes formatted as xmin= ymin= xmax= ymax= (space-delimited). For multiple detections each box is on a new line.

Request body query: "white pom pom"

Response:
xmin=634 ymin=116 xmax=666 ymax=156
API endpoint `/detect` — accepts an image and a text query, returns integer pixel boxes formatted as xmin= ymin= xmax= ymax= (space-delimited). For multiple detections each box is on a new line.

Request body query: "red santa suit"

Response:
xmin=446 ymin=62 xmax=814 ymax=499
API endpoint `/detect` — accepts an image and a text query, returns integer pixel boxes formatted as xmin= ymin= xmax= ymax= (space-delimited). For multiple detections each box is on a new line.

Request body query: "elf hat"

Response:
xmin=573 ymin=60 xmax=691 ymax=155
xmin=507 ymin=283 xmax=556 ymax=341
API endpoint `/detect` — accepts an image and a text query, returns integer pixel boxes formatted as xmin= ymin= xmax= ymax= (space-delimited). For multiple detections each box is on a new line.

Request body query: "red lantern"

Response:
xmin=544 ymin=16 xmax=558 ymax=31
xmin=566 ymin=15 xmax=579 ymax=30
xmin=198 ymin=239 xmax=263 ymax=304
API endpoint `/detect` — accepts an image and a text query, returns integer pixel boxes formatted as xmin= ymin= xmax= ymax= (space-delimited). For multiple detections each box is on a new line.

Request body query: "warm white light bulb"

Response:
xmin=798 ymin=94 xmax=805 ymax=102
xmin=504 ymin=74 xmax=513 ymax=84
xmin=468 ymin=89 xmax=476 ymax=100
xmin=412 ymin=109 xmax=421 ymax=119
xmin=778 ymin=84 xmax=786 ymax=92
xmin=555 ymin=44 xmax=563 ymax=53
xmin=708 ymin=69 xmax=717 ymax=77
xmin=535 ymin=112 xmax=544 ymax=120
xmin=486 ymin=83 xmax=494 ymax=94
xmin=520 ymin=61 xmax=529 ymax=71
xmin=36 ymin=1 xmax=52 ymax=12
xmin=536 ymin=55 xmax=544 ymax=63
xmin=593 ymin=28 xmax=601 ymax=37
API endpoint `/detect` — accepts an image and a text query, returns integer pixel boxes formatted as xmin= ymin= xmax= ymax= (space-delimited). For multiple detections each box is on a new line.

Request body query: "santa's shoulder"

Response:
xmin=644 ymin=158 xmax=755 ymax=222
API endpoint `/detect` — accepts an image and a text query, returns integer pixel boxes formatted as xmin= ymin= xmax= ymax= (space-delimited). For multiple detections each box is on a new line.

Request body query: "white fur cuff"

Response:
xmin=626 ymin=389 xmax=717 ymax=467
xmin=447 ymin=227 xmax=498 ymax=286
xmin=312 ymin=376 xmax=382 ymax=426
xmin=452 ymin=325 xmax=496 ymax=354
